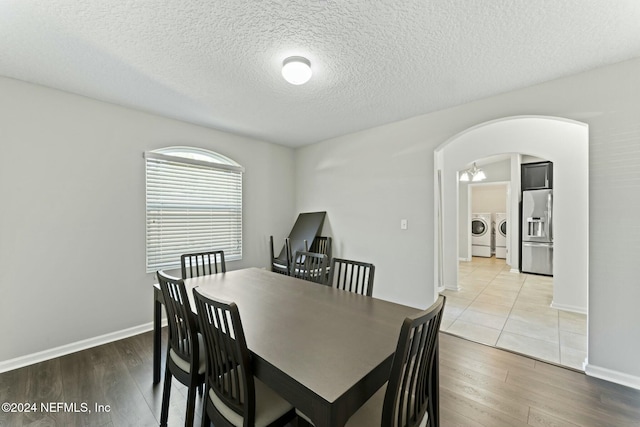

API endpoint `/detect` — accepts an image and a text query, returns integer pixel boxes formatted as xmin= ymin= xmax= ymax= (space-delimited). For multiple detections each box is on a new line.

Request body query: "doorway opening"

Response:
xmin=434 ymin=116 xmax=589 ymax=370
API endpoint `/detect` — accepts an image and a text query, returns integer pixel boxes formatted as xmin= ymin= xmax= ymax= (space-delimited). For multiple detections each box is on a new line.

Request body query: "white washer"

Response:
xmin=495 ymin=212 xmax=507 ymax=259
xmin=471 ymin=213 xmax=493 ymax=257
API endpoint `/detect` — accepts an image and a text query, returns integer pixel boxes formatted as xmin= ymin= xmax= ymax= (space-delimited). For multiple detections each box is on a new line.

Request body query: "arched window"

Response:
xmin=145 ymin=146 xmax=244 ymax=272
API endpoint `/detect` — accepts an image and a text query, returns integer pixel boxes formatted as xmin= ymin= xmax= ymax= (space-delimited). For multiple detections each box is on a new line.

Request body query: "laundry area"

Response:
xmin=470 ymin=184 xmax=509 ymax=260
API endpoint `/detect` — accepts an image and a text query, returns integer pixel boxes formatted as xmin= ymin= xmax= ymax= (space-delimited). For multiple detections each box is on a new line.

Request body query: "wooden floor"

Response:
xmin=1 ymin=330 xmax=639 ymax=427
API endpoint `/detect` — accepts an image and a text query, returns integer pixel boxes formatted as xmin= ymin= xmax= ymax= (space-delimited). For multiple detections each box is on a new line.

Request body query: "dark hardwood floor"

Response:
xmin=1 ymin=330 xmax=639 ymax=426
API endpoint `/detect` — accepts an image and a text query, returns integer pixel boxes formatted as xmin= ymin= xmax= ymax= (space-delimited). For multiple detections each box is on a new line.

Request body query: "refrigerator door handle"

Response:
xmin=522 ymin=242 xmax=553 ymax=248
xmin=547 ymin=192 xmax=553 ymax=241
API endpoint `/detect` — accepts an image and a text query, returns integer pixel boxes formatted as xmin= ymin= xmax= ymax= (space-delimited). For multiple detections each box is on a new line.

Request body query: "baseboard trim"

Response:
xmin=458 ymin=257 xmax=471 ymax=262
xmin=585 ymin=363 xmax=640 ymax=391
xmin=0 ymin=320 xmax=167 ymax=374
xmin=550 ymin=301 xmax=588 ymax=315
xmin=509 ymin=268 xmax=520 ymax=274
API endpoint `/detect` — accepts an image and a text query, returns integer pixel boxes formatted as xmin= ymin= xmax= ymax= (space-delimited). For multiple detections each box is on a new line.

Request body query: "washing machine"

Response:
xmin=471 ymin=213 xmax=493 ymax=257
xmin=495 ymin=212 xmax=507 ymax=259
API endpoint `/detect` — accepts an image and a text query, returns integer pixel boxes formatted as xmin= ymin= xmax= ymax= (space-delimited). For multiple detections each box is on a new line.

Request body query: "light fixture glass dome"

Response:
xmin=472 ymin=169 xmax=487 ymax=181
xmin=282 ymin=56 xmax=312 ymax=85
xmin=459 ymin=162 xmax=487 ymax=182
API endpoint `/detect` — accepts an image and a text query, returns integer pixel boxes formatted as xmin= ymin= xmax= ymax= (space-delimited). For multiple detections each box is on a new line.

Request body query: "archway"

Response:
xmin=434 ymin=116 xmax=588 ymax=313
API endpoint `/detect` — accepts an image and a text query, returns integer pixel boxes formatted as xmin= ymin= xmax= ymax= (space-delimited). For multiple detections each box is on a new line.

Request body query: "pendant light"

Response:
xmin=459 ymin=162 xmax=486 ymax=182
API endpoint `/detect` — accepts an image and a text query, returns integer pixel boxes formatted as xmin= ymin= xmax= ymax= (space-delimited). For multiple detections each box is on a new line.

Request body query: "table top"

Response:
xmin=184 ymin=267 xmax=419 ymax=407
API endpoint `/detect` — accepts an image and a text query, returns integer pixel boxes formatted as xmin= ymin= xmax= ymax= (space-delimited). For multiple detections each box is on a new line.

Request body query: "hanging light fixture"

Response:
xmin=282 ymin=56 xmax=312 ymax=85
xmin=473 ymin=166 xmax=486 ymax=181
xmin=459 ymin=162 xmax=486 ymax=182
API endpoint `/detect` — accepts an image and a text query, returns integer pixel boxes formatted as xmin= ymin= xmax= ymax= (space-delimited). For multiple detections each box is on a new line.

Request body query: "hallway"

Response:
xmin=440 ymin=257 xmax=587 ymax=370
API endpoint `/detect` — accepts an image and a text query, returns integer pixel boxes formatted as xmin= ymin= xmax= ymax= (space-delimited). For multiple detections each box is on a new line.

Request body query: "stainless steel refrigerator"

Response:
xmin=521 ymin=189 xmax=553 ymax=276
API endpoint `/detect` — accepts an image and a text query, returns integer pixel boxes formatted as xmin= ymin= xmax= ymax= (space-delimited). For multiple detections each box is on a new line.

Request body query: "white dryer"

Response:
xmin=471 ymin=213 xmax=493 ymax=257
xmin=495 ymin=212 xmax=507 ymax=259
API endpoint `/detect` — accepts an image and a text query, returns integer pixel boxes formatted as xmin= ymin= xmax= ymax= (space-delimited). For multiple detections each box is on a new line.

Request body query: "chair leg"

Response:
xmin=185 ymin=382 xmax=197 ymax=427
xmin=160 ymin=365 xmax=173 ymax=426
xmin=201 ymin=399 xmax=211 ymax=427
xmin=297 ymin=417 xmax=314 ymax=427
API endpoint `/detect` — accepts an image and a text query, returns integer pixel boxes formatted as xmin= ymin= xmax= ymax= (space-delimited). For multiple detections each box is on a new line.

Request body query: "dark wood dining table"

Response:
xmin=152 ymin=267 xmax=421 ymax=427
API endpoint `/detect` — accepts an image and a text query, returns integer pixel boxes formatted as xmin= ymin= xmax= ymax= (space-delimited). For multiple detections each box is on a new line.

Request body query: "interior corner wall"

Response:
xmin=294 ymin=57 xmax=640 ymax=386
xmin=292 ymin=131 xmax=435 ymax=308
xmin=0 ymin=77 xmax=295 ymax=363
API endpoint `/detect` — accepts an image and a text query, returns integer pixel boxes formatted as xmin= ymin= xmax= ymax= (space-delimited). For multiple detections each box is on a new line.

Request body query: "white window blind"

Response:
xmin=145 ymin=149 xmax=243 ymax=273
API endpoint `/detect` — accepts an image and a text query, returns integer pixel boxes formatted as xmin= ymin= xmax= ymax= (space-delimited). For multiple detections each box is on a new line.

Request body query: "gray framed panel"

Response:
xmin=276 ymin=211 xmax=326 ymax=262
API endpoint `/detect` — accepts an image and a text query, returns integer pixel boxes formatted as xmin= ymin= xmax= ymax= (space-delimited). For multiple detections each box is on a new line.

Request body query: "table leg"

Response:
xmin=153 ymin=294 xmax=162 ymax=384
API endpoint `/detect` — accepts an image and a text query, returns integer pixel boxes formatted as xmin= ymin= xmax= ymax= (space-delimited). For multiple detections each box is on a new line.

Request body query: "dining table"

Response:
xmin=152 ymin=267 xmax=423 ymax=427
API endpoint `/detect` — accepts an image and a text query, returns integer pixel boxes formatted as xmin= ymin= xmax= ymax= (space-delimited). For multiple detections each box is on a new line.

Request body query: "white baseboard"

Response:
xmin=0 ymin=319 xmax=167 ymax=374
xmin=444 ymin=283 xmax=461 ymax=291
xmin=550 ymin=301 xmax=588 ymax=315
xmin=509 ymin=268 xmax=520 ymax=274
xmin=458 ymin=257 xmax=471 ymax=262
xmin=585 ymin=363 xmax=640 ymax=391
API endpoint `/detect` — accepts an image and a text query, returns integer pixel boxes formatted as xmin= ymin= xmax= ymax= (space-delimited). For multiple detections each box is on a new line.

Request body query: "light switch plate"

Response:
xmin=401 ymin=219 xmax=408 ymax=230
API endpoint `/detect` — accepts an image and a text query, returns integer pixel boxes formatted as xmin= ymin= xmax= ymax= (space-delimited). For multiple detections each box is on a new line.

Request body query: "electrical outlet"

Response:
xmin=400 ymin=219 xmax=408 ymax=230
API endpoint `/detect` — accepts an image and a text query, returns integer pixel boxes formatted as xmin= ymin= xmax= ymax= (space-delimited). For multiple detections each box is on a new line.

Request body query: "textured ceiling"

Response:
xmin=1 ymin=1 xmax=640 ymax=147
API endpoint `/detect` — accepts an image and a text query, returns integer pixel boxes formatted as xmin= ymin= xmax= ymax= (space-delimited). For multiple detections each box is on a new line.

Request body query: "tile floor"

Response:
xmin=439 ymin=256 xmax=588 ymax=370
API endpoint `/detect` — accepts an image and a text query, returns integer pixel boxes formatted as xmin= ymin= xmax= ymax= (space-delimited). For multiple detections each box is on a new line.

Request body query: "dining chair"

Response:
xmin=309 ymin=236 xmax=332 ymax=263
xmin=310 ymin=236 xmax=332 ymax=281
xmin=181 ymin=250 xmax=226 ymax=279
xmin=328 ymin=258 xmax=375 ymax=296
xmin=193 ymin=288 xmax=297 ymax=427
xmin=297 ymin=296 xmax=446 ymax=427
xmin=157 ymin=271 xmax=205 ymax=427
xmin=270 ymin=236 xmax=293 ymax=275
xmin=292 ymin=251 xmax=328 ymax=285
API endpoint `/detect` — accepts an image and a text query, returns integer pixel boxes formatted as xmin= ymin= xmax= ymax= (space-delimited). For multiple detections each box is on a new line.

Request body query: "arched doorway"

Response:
xmin=434 ymin=116 xmax=589 ymax=367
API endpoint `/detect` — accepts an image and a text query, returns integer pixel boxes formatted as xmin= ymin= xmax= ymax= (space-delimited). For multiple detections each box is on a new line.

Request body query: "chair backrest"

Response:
xmin=270 ymin=236 xmax=293 ymax=275
xmin=269 ymin=235 xmax=277 ymax=263
xmin=193 ymin=288 xmax=256 ymax=425
xmin=310 ymin=236 xmax=332 ymax=261
xmin=157 ymin=271 xmax=199 ymax=367
xmin=382 ymin=296 xmax=446 ymax=427
xmin=328 ymin=258 xmax=375 ymax=296
xmin=181 ymin=250 xmax=226 ymax=279
xmin=292 ymin=251 xmax=328 ymax=284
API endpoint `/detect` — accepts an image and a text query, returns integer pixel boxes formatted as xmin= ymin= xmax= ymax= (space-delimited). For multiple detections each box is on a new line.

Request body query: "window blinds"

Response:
xmin=145 ymin=152 xmax=243 ymax=272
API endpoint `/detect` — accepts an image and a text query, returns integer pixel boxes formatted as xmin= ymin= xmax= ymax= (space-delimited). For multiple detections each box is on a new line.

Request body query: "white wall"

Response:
xmin=0 ymin=77 xmax=295 ymax=364
xmin=293 ymin=133 xmax=434 ymax=308
xmin=471 ymin=184 xmax=508 ymax=214
xmin=295 ymin=57 xmax=640 ymax=389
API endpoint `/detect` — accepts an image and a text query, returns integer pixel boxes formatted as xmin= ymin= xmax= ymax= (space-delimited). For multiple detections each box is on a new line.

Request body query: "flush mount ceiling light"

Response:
xmin=459 ymin=162 xmax=487 ymax=182
xmin=282 ymin=56 xmax=312 ymax=85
